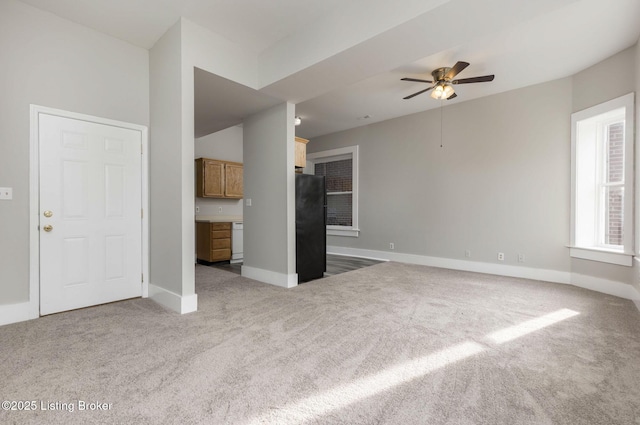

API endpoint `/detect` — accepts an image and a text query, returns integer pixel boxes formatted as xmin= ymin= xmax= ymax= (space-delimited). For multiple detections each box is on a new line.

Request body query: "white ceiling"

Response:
xmin=20 ymin=0 xmax=640 ymax=139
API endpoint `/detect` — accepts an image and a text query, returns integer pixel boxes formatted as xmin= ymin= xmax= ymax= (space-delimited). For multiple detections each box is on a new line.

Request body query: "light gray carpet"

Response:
xmin=1 ymin=262 xmax=639 ymax=424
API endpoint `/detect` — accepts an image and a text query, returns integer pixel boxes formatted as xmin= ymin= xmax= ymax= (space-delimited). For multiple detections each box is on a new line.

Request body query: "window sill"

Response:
xmin=569 ymin=246 xmax=633 ymax=266
xmin=327 ymin=227 xmax=360 ymax=237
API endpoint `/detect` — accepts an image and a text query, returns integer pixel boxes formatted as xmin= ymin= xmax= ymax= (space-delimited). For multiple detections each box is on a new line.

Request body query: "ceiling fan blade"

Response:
xmin=401 ymin=77 xmax=433 ymax=83
xmin=444 ymin=61 xmax=470 ymax=80
xmin=446 ymin=92 xmax=457 ymax=100
xmin=403 ymin=86 xmax=435 ymax=99
xmin=452 ymin=75 xmax=495 ymax=84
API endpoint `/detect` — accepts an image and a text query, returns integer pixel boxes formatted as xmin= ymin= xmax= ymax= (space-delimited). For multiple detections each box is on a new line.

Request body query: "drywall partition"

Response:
xmin=0 ymin=0 xmax=149 ymax=325
xmin=182 ymin=18 xmax=298 ymax=289
xmin=156 ymin=17 xmax=264 ymax=312
xmin=148 ymin=17 xmax=289 ymax=312
xmin=242 ymin=103 xmax=298 ymax=287
xmin=635 ymin=40 xmax=640 ymax=299
xmin=148 ymin=20 xmax=197 ymax=314
xmin=182 ymin=18 xmax=258 ymax=90
xmin=172 ymin=17 xmax=262 ymax=310
xmin=309 ymin=78 xmax=573 ymax=278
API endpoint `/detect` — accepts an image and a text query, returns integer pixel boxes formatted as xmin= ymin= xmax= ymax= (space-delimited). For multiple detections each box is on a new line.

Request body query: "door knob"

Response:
xmin=43 ymin=224 xmax=53 ymax=232
xmin=43 ymin=210 xmax=53 ymax=218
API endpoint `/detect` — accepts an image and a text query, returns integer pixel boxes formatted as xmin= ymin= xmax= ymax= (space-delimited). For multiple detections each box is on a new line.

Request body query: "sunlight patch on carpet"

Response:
xmin=246 ymin=341 xmax=484 ymax=424
xmin=487 ymin=308 xmax=580 ymax=344
xmin=246 ymin=308 xmax=581 ymax=424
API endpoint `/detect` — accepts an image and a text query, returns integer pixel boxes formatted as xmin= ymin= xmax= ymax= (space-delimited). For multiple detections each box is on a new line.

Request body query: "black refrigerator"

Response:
xmin=296 ymin=174 xmax=326 ymax=283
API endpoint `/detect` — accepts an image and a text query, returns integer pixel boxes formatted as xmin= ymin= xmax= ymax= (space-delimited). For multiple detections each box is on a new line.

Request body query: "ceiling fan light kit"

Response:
xmin=431 ymin=82 xmax=454 ymax=100
xmin=402 ymin=61 xmax=494 ymax=101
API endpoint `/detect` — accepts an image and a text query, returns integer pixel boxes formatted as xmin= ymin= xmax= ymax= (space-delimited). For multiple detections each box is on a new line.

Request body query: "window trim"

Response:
xmin=569 ymin=247 xmax=632 ymax=267
xmin=570 ymin=92 xmax=635 ymax=265
xmin=596 ymin=118 xmax=624 ymax=249
xmin=306 ymin=145 xmax=359 ymax=237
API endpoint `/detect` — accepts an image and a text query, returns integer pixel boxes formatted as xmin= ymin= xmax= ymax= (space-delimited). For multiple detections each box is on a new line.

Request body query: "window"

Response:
xmin=306 ymin=146 xmax=359 ymax=237
xmin=570 ymin=93 xmax=634 ymax=266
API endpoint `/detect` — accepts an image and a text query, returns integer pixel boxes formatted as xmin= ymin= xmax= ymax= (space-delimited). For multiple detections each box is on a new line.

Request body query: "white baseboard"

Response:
xmin=241 ymin=265 xmax=298 ymax=288
xmin=328 ymin=246 xmax=570 ymax=284
xmin=0 ymin=301 xmax=38 ymax=327
xmin=148 ymin=284 xmax=198 ymax=314
xmin=328 ymin=245 xmax=640 ymax=305
xmin=1 ymin=283 xmax=201 ymax=326
xmin=570 ymin=273 xmax=640 ymax=301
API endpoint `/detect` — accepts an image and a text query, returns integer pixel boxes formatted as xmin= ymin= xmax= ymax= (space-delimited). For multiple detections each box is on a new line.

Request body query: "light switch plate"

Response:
xmin=0 ymin=187 xmax=12 ymax=200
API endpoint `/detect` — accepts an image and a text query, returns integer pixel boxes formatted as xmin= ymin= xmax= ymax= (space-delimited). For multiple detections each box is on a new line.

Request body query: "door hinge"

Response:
xmin=141 ymin=273 xmax=144 ymax=283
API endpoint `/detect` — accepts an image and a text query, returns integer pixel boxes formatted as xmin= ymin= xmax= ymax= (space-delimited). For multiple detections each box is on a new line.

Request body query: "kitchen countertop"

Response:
xmin=195 ymin=215 xmax=243 ymax=223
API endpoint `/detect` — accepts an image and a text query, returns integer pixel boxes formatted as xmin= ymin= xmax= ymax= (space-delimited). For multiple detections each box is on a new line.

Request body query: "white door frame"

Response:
xmin=29 ymin=105 xmax=149 ymax=318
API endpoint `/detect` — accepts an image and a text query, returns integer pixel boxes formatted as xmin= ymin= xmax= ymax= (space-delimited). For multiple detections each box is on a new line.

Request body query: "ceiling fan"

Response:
xmin=401 ymin=61 xmax=494 ymax=100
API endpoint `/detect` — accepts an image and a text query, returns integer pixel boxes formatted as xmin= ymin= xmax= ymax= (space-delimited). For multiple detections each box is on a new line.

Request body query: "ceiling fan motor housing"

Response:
xmin=432 ymin=67 xmax=451 ymax=81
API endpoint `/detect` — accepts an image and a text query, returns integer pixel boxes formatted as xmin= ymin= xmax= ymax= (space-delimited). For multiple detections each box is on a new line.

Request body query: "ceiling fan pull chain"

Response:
xmin=440 ymin=100 xmax=444 ymax=148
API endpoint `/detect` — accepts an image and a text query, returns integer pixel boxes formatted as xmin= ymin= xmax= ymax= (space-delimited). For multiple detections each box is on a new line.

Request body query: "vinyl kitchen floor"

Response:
xmin=205 ymin=254 xmax=384 ymax=279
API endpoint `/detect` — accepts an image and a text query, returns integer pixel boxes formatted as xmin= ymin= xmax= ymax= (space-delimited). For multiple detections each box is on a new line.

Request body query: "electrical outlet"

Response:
xmin=218 ymin=207 xmax=223 ymax=213
xmin=0 ymin=187 xmax=12 ymax=200
xmin=245 ymin=198 xmax=252 ymax=207
xmin=390 ymin=243 xmax=395 ymax=250
xmin=497 ymin=252 xmax=505 ymax=261
xmin=518 ymin=253 xmax=525 ymax=263
xmin=465 ymin=250 xmax=471 ymax=258
xmin=195 ymin=206 xmax=200 ymax=213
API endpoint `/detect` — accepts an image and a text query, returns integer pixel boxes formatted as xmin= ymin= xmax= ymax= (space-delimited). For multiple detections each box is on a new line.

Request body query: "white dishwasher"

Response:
xmin=231 ymin=222 xmax=243 ymax=263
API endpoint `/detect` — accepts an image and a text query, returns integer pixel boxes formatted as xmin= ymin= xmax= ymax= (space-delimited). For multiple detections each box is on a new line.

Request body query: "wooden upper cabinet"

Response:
xmin=195 ymin=158 xmax=243 ymax=198
xmin=196 ymin=158 xmax=224 ymax=197
xmin=224 ymin=163 xmax=243 ymax=198
xmin=295 ymin=137 xmax=309 ymax=168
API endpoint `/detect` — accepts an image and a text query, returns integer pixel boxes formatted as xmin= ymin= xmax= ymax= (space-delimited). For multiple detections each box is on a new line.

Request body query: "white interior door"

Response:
xmin=39 ymin=113 xmax=142 ymax=315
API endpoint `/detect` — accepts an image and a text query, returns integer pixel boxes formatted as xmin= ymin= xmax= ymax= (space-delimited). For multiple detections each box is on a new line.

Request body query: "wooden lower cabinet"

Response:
xmin=196 ymin=221 xmax=231 ymax=262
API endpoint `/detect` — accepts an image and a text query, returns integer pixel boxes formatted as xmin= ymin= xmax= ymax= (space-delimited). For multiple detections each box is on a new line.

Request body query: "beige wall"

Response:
xmin=149 ymin=18 xmax=298 ymax=306
xmin=311 ymin=44 xmax=640 ymax=288
xmin=1 ymin=0 xmax=636 ymax=316
xmin=572 ymin=46 xmax=636 ymax=113
xmin=570 ymin=46 xmax=637 ymax=284
xmin=634 ymin=41 xmax=640 ymax=294
xmin=149 ymin=20 xmax=185 ymax=296
xmin=194 ymin=126 xmax=244 ymax=217
xmin=310 ymin=78 xmax=573 ymax=273
xmin=147 ymin=16 xmax=257 ymax=304
xmin=0 ymin=0 xmax=149 ymax=306
xmin=242 ymin=103 xmax=297 ymax=282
